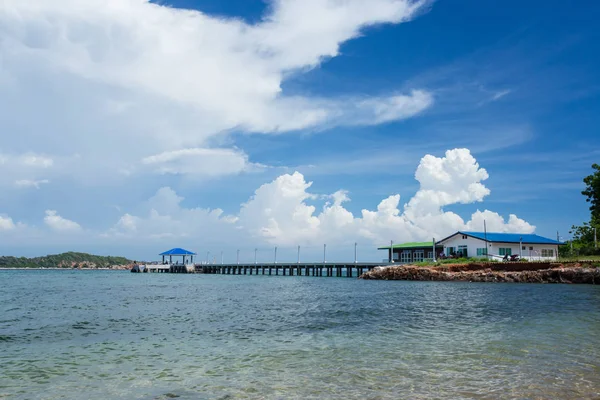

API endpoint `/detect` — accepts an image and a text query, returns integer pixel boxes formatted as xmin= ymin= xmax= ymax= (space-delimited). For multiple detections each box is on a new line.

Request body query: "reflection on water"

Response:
xmin=1 ymin=270 xmax=599 ymax=399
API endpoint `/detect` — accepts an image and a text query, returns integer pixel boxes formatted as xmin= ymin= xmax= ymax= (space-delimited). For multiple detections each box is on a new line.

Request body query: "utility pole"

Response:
xmin=484 ymin=219 xmax=488 ymax=261
xmin=570 ymin=239 xmax=573 ymax=253
xmin=557 ymin=231 xmax=560 ymax=261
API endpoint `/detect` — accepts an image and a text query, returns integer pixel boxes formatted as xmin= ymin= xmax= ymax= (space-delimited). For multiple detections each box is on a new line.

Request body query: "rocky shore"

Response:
xmin=359 ymin=262 xmax=600 ymax=284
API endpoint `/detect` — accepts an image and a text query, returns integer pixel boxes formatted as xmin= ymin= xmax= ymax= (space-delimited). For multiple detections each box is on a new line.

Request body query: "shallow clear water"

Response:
xmin=1 ymin=270 xmax=599 ymax=399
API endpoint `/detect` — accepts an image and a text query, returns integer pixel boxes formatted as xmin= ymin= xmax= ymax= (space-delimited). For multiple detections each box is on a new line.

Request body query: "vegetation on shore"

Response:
xmin=413 ymin=255 xmax=600 ymax=267
xmin=565 ymin=163 xmax=600 ymax=257
xmin=0 ymin=252 xmax=133 ymax=269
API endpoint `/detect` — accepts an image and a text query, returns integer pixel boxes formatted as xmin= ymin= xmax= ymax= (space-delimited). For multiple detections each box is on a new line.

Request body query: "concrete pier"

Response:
xmin=195 ymin=262 xmax=389 ymax=277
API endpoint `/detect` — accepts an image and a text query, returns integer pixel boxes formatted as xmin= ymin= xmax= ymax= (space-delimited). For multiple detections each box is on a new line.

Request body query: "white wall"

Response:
xmin=438 ymin=234 xmax=559 ymax=261
xmin=490 ymin=242 xmax=558 ymax=261
xmin=438 ymin=234 xmax=488 ymax=258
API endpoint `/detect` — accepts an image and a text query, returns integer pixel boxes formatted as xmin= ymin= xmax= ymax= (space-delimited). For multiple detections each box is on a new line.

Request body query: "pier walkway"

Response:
xmin=196 ymin=262 xmax=390 ymax=277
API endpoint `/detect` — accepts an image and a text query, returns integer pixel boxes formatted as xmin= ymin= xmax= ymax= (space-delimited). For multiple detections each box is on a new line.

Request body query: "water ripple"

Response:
xmin=1 ymin=271 xmax=600 ymax=399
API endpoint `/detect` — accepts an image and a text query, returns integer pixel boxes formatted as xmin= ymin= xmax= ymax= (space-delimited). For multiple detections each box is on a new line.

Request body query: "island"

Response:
xmin=0 ymin=252 xmax=134 ymax=270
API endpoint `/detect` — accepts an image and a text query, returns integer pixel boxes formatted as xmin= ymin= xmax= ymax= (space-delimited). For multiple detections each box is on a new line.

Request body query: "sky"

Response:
xmin=1 ymin=0 xmax=599 ymax=262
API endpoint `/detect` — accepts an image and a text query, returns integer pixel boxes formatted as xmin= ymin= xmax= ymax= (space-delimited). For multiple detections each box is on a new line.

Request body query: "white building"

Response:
xmin=436 ymin=232 xmax=563 ymax=261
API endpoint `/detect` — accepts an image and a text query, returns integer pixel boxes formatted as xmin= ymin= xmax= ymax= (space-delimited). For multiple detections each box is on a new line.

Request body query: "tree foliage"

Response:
xmin=582 ymin=163 xmax=600 ymax=224
xmin=568 ymin=164 xmax=600 ymax=256
xmin=0 ymin=252 xmax=132 ymax=269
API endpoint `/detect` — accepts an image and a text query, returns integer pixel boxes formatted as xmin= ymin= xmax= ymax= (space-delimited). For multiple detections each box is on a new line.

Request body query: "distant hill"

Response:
xmin=0 ymin=252 xmax=133 ymax=269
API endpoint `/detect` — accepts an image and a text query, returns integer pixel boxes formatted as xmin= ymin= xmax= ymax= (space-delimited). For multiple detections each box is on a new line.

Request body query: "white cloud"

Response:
xmin=0 ymin=215 xmax=16 ymax=231
xmin=141 ymin=148 xmax=264 ymax=177
xmin=0 ymin=0 xmax=433 ymax=183
xmin=44 ymin=210 xmax=82 ymax=232
xmin=358 ymin=91 xmax=434 ymax=124
xmin=106 ymin=187 xmax=238 ymax=245
xmin=15 ymin=179 xmax=50 ymax=189
xmin=107 ymin=148 xmax=535 ymax=251
xmin=20 ymin=154 xmax=53 ymax=168
xmin=491 ymin=89 xmax=512 ymax=101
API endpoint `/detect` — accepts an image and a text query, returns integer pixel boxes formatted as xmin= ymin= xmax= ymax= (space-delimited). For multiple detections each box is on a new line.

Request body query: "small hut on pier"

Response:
xmin=144 ymin=248 xmax=197 ymax=273
xmin=159 ymin=248 xmax=196 ymax=265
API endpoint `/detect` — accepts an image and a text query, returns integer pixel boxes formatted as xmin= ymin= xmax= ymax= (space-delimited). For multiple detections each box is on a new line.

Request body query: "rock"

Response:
xmin=359 ymin=262 xmax=600 ymax=284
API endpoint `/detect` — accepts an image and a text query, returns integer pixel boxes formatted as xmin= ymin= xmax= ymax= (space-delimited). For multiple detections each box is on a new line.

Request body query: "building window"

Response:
xmin=529 ymin=246 xmax=533 ymax=250
xmin=457 ymin=245 xmax=468 ymax=257
xmin=522 ymin=246 xmax=526 ymax=250
xmin=541 ymin=249 xmax=554 ymax=257
xmin=462 ymin=235 xmax=467 ymax=239
xmin=427 ymin=251 xmax=433 ymax=259
xmin=400 ymin=251 xmax=412 ymax=263
xmin=499 ymin=248 xmax=512 ymax=256
xmin=476 ymin=248 xmax=487 ymax=256
xmin=414 ymin=250 xmax=424 ymax=262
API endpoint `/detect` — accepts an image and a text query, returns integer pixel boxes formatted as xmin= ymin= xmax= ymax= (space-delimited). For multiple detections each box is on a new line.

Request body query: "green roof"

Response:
xmin=377 ymin=241 xmax=440 ymax=250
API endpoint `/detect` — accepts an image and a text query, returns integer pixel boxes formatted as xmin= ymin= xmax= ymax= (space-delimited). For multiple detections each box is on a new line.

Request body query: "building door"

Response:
xmin=458 ymin=245 xmax=468 ymax=258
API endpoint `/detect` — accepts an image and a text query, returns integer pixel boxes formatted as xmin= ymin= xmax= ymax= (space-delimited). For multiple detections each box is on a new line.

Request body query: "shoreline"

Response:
xmin=359 ymin=262 xmax=600 ymax=284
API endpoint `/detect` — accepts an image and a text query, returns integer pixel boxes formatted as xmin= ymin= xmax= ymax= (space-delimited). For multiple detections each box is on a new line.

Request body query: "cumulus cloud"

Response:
xmin=44 ymin=210 xmax=82 ymax=232
xmin=234 ymin=148 xmax=533 ymax=245
xmin=108 ymin=148 xmax=535 ymax=251
xmin=107 ymin=187 xmax=238 ymax=243
xmin=0 ymin=0 xmax=433 ymax=184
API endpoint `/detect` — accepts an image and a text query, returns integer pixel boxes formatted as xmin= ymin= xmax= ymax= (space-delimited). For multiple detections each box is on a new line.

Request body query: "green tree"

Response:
xmin=582 ymin=163 xmax=600 ymax=224
xmin=569 ymin=164 xmax=600 ymax=256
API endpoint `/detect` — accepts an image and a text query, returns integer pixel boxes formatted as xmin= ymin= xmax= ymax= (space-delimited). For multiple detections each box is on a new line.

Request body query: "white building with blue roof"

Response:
xmin=436 ymin=232 xmax=563 ymax=261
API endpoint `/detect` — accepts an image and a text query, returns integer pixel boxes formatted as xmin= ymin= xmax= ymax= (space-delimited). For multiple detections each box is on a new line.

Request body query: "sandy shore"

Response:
xmin=359 ymin=262 xmax=600 ymax=284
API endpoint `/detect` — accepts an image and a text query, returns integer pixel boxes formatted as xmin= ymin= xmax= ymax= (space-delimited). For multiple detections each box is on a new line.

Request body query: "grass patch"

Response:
xmin=558 ymin=255 xmax=600 ymax=262
xmin=411 ymin=257 xmax=492 ymax=267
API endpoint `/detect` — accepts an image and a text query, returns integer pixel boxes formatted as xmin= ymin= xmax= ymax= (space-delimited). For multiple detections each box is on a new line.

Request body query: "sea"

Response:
xmin=1 ymin=270 xmax=599 ymax=400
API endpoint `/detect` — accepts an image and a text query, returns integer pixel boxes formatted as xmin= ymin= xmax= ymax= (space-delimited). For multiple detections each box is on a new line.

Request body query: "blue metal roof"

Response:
xmin=159 ymin=248 xmax=197 ymax=256
xmin=449 ymin=231 xmax=563 ymax=245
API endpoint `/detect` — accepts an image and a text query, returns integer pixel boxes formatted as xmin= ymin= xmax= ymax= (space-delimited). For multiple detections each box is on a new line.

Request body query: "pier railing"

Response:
xmin=196 ymin=262 xmax=392 ymax=278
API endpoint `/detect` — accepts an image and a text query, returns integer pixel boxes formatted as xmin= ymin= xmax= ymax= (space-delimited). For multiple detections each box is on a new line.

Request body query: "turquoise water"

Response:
xmin=1 ymin=270 xmax=599 ymax=399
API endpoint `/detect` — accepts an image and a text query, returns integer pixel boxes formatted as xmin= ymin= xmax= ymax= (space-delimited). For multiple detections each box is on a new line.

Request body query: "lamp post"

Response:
xmin=354 ymin=242 xmax=357 ymax=264
xmin=236 ymin=249 xmax=239 ymax=265
xmin=297 ymin=245 xmax=300 ymax=264
xmin=323 ymin=244 xmax=327 ymax=264
xmin=274 ymin=247 xmax=277 ymax=264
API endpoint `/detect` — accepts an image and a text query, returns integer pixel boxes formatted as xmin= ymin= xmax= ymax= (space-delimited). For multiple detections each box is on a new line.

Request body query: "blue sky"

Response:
xmin=0 ymin=0 xmax=599 ymax=261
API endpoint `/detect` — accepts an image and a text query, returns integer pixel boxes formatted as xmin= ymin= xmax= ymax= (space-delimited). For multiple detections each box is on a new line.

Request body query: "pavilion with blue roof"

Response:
xmin=159 ymin=248 xmax=197 ymax=265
